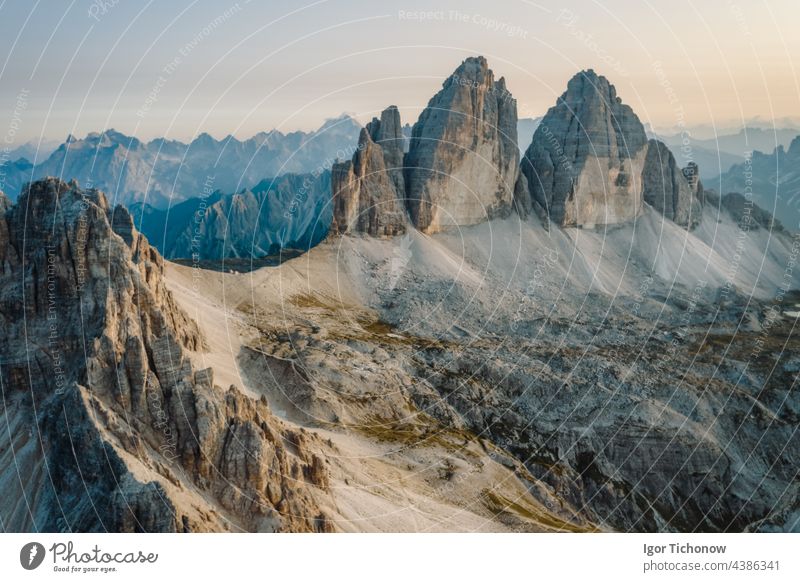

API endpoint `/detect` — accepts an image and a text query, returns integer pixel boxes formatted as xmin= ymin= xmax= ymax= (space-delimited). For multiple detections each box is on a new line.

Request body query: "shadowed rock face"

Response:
xmin=130 ymin=171 xmax=332 ymax=261
xmin=0 ymin=178 xmax=331 ymax=532
xmin=331 ymin=106 xmax=408 ymax=236
xmin=520 ymin=69 xmax=649 ymax=227
xmin=405 ymin=56 xmax=519 ymax=233
xmin=519 ymin=69 xmax=704 ymax=229
xmin=642 ymin=140 xmax=703 ymax=228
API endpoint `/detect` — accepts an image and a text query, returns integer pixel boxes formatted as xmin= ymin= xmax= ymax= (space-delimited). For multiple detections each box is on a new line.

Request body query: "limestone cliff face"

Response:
xmin=641 ymin=140 xmax=703 ymax=227
xmin=0 ymin=178 xmax=330 ymax=532
xmin=405 ymin=56 xmax=519 ymax=233
xmin=519 ymin=69 xmax=649 ymax=227
xmin=331 ymin=106 xmax=407 ymax=236
xmin=368 ymin=105 xmax=406 ymax=195
xmin=519 ymin=69 xmax=705 ymax=229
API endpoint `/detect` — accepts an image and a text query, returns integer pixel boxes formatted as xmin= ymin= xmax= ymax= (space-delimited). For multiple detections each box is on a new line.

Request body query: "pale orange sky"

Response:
xmin=1 ymin=0 xmax=798 ymax=143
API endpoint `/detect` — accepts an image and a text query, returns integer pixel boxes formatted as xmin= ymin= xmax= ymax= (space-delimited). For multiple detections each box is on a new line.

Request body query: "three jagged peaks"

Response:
xmin=332 ymin=60 xmax=704 ymax=237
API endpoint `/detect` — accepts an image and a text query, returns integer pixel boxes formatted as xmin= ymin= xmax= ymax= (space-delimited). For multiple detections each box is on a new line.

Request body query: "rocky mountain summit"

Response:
xmin=641 ymin=139 xmax=703 ymax=227
xmin=0 ymin=178 xmax=332 ymax=531
xmin=329 ymin=64 xmax=708 ymax=245
xmin=329 ymin=57 xmax=521 ymax=237
xmin=518 ymin=69 xmax=702 ymax=228
xmin=519 ymin=69 xmax=649 ymax=226
xmin=330 ymin=107 xmax=407 ymax=236
xmin=404 ymin=56 xmax=520 ymax=233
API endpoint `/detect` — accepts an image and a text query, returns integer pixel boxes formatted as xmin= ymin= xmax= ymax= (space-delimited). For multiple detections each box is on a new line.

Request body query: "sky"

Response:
xmin=1 ymin=0 xmax=798 ymax=147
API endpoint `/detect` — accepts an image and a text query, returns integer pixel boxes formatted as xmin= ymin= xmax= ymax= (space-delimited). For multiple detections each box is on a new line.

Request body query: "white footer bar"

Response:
xmin=1 ymin=533 xmax=796 ymax=581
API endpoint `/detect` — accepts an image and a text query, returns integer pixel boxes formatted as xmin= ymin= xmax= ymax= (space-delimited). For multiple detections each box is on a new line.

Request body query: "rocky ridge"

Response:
xmin=0 ymin=116 xmax=361 ymax=208
xmin=331 ymin=57 xmax=521 ymax=237
xmin=715 ymin=135 xmax=800 ymax=232
xmin=0 ymin=178 xmax=331 ymax=532
xmin=331 ymin=63 xmax=709 ymax=241
xmin=133 ymin=171 xmax=332 ymax=260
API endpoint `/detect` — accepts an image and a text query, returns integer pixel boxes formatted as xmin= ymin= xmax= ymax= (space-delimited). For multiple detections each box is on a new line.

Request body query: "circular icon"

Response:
xmin=20 ymin=542 xmax=46 ymax=570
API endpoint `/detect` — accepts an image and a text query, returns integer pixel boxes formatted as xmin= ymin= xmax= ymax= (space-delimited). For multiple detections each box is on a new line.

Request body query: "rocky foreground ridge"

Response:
xmin=0 ymin=178 xmax=332 ymax=532
xmin=2 ymin=177 xmax=600 ymax=533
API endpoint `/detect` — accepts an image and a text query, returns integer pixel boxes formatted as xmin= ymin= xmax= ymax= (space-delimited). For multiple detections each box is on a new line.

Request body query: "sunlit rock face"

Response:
xmin=0 ymin=178 xmax=330 ymax=532
xmin=405 ymin=56 xmax=519 ymax=233
xmin=331 ymin=106 xmax=408 ymax=237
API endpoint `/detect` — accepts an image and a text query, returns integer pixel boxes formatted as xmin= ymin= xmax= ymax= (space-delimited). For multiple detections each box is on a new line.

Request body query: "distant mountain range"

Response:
xmin=659 ymin=127 xmax=800 ymax=181
xmin=2 ymin=111 xmax=796 ymax=266
xmin=2 ymin=138 xmax=61 ymax=162
xmin=131 ymin=171 xmax=332 ymax=260
xmin=0 ymin=115 xmax=362 ymax=208
xmin=714 ymin=136 xmax=800 ymax=231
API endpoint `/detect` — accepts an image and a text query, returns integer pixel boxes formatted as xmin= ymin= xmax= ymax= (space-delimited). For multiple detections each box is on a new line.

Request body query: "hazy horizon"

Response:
xmin=1 ymin=0 xmax=799 ymax=145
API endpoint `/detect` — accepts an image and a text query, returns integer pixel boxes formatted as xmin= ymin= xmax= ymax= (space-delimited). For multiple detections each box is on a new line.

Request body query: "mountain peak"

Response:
xmin=455 ymin=55 xmax=489 ymax=73
xmin=192 ymin=131 xmax=218 ymax=145
xmin=330 ymin=106 xmax=407 ymax=237
xmin=788 ymin=134 xmax=800 ymax=157
xmin=562 ymin=69 xmax=619 ymax=107
xmin=405 ymin=56 xmax=519 ymax=233
xmin=447 ymin=55 xmax=493 ymax=89
xmin=319 ymin=113 xmax=361 ymax=132
xmin=519 ymin=69 xmax=701 ymax=228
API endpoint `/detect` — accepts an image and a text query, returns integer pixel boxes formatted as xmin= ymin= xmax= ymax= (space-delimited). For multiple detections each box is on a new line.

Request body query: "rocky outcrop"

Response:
xmin=367 ymin=105 xmax=406 ymax=194
xmin=519 ymin=69 xmax=649 ymax=227
xmin=682 ymin=161 xmax=704 ymax=206
xmin=330 ymin=106 xmax=407 ymax=236
xmin=705 ymin=189 xmax=785 ymax=232
xmin=519 ymin=69 xmax=705 ymax=229
xmin=0 ymin=178 xmax=331 ymax=532
xmin=641 ymin=140 xmax=703 ymax=227
xmin=405 ymin=56 xmax=519 ymax=233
